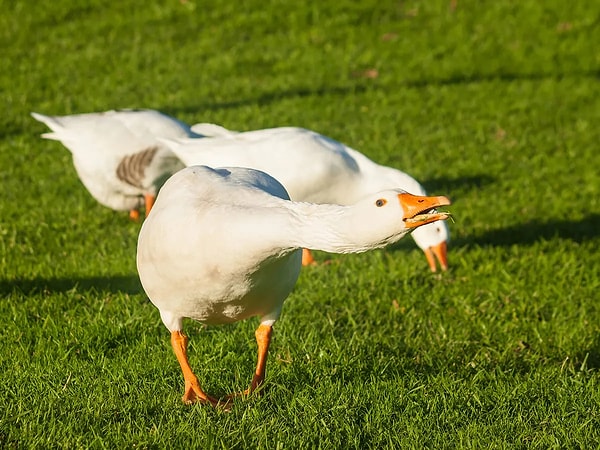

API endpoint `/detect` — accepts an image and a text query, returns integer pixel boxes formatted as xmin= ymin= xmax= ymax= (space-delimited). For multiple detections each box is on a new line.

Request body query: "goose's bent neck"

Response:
xmin=282 ymin=201 xmax=410 ymax=254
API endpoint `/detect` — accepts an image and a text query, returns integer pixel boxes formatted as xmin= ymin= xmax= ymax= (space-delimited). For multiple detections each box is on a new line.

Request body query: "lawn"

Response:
xmin=1 ymin=0 xmax=600 ymax=447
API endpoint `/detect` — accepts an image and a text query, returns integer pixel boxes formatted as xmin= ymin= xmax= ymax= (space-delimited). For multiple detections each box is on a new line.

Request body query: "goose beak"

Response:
xmin=424 ymin=241 xmax=448 ymax=272
xmin=398 ymin=193 xmax=452 ymax=229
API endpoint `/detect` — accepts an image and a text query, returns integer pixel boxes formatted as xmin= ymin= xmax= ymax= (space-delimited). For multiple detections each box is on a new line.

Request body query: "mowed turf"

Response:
xmin=1 ymin=0 xmax=599 ymax=447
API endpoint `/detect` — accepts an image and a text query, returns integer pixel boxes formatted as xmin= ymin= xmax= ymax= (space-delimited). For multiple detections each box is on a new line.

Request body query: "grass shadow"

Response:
xmin=0 ymin=275 xmax=143 ymax=296
xmin=572 ymin=336 xmax=600 ymax=371
xmin=163 ymin=69 xmax=599 ymax=115
xmin=456 ymin=213 xmax=600 ymax=247
xmin=164 ymin=83 xmax=372 ymax=116
xmin=387 ymin=213 xmax=599 ymax=257
xmin=421 ymin=174 xmax=496 ymax=199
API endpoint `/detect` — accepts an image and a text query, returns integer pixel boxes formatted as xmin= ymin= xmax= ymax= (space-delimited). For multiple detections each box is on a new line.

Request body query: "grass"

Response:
xmin=1 ymin=0 xmax=600 ymax=447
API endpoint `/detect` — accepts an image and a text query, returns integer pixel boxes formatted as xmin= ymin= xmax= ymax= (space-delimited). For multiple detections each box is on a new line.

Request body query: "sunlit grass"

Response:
xmin=1 ymin=0 xmax=599 ymax=447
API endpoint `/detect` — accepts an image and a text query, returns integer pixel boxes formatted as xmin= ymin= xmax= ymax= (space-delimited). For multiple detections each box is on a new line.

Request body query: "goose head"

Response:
xmin=305 ymin=190 xmax=451 ymax=254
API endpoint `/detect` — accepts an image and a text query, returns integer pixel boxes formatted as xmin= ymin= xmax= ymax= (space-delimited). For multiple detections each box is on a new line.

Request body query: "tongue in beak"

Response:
xmin=398 ymin=193 xmax=452 ymax=228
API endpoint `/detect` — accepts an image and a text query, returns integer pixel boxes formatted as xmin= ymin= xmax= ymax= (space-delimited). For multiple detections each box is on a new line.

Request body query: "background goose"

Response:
xmin=31 ymin=109 xmax=199 ymax=220
xmin=136 ymin=164 xmax=451 ymax=408
xmin=163 ymin=125 xmax=451 ymax=272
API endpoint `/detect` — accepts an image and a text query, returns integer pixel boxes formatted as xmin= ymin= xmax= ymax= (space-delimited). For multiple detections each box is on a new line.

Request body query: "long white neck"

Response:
xmin=278 ymin=201 xmax=411 ymax=254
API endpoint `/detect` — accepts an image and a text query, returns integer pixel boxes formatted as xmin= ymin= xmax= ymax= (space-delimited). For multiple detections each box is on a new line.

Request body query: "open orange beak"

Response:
xmin=398 ymin=193 xmax=452 ymax=229
xmin=398 ymin=192 xmax=451 ymax=273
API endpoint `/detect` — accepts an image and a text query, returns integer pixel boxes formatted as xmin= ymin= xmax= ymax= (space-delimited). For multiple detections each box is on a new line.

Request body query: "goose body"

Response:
xmin=164 ymin=125 xmax=450 ymax=271
xmin=31 ymin=109 xmax=198 ymax=219
xmin=136 ymin=165 xmax=451 ymax=407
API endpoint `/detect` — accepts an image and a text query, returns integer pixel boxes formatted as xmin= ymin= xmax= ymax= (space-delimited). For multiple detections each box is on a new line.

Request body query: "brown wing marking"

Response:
xmin=116 ymin=146 xmax=159 ymax=189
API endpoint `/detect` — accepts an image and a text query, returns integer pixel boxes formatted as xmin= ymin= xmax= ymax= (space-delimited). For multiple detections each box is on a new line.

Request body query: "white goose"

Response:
xmin=31 ymin=109 xmax=199 ymax=220
xmin=136 ymin=165 xmax=451 ymax=408
xmin=163 ymin=124 xmax=451 ymax=272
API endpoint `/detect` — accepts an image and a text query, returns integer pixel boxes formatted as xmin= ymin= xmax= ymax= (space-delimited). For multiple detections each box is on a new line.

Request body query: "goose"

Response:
xmin=162 ymin=125 xmax=450 ymax=272
xmin=31 ymin=109 xmax=200 ymax=220
xmin=136 ymin=164 xmax=451 ymax=408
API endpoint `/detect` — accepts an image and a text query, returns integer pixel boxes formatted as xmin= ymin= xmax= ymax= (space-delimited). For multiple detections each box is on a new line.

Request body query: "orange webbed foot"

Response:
xmin=182 ymin=382 xmax=232 ymax=411
xmin=225 ymin=378 xmax=267 ymax=401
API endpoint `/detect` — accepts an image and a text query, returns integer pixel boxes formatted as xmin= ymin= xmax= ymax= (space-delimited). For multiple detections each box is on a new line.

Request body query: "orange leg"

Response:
xmin=424 ymin=248 xmax=437 ymax=273
xmin=248 ymin=323 xmax=273 ymax=393
xmin=129 ymin=209 xmax=141 ymax=221
xmin=170 ymin=331 xmax=227 ymax=408
xmin=228 ymin=323 xmax=273 ymax=398
xmin=434 ymin=241 xmax=448 ymax=271
xmin=302 ymin=249 xmax=316 ymax=266
xmin=144 ymin=194 xmax=156 ymax=217
xmin=424 ymin=241 xmax=448 ymax=273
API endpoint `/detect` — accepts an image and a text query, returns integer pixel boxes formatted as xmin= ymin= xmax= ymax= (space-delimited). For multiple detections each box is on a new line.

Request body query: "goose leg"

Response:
xmin=423 ymin=241 xmax=448 ymax=272
xmin=129 ymin=209 xmax=141 ymax=221
xmin=227 ymin=323 xmax=273 ymax=398
xmin=301 ymin=249 xmax=316 ymax=266
xmin=170 ymin=331 xmax=227 ymax=408
xmin=248 ymin=323 xmax=272 ymax=393
xmin=144 ymin=194 xmax=156 ymax=217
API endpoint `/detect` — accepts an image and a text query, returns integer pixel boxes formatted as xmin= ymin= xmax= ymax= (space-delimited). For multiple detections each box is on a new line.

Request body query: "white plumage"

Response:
xmin=31 ymin=109 xmax=199 ymax=219
xmin=136 ymin=165 xmax=451 ymax=407
xmin=162 ymin=125 xmax=451 ymax=271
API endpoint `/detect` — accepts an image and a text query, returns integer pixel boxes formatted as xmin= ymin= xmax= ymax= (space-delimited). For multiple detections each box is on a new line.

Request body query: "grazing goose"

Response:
xmin=136 ymin=164 xmax=451 ymax=408
xmin=163 ymin=125 xmax=451 ymax=271
xmin=31 ymin=109 xmax=199 ymax=220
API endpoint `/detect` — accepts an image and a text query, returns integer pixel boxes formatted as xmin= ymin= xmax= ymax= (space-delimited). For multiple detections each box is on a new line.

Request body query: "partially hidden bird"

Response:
xmin=162 ymin=124 xmax=451 ymax=272
xmin=31 ymin=109 xmax=200 ymax=220
xmin=136 ymin=164 xmax=451 ymax=408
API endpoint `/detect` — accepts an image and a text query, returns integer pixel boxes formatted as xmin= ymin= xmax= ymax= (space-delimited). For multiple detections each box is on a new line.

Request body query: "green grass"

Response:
xmin=2 ymin=0 xmax=600 ymax=447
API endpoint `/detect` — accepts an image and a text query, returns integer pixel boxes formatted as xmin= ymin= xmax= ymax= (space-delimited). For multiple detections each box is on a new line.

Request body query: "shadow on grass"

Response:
xmin=0 ymin=274 xmax=143 ymax=296
xmin=386 ymin=213 xmax=599 ymax=257
xmin=164 ymin=84 xmax=372 ymax=115
xmin=455 ymin=213 xmax=600 ymax=247
xmin=163 ymin=69 xmax=599 ymax=114
xmin=17 ymin=70 xmax=598 ymax=139
xmin=574 ymin=349 xmax=600 ymax=371
xmin=422 ymin=174 xmax=496 ymax=198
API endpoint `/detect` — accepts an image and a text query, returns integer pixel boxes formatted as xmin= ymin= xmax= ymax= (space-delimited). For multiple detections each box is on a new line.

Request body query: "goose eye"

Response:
xmin=375 ymin=199 xmax=386 ymax=207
